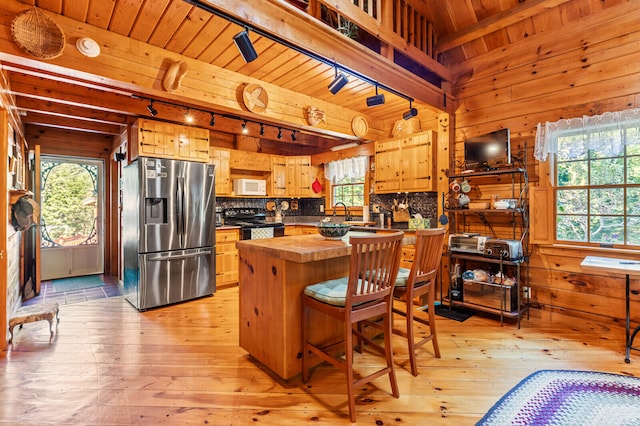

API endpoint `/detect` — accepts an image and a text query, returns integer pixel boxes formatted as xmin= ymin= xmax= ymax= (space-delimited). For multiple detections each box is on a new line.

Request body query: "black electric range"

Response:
xmin=222 ymin=207 xmax=285 ymax=240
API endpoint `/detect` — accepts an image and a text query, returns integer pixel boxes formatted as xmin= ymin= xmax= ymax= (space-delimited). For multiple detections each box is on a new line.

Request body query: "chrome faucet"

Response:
xmin=333 ymin=202 xmax=352 ymax=221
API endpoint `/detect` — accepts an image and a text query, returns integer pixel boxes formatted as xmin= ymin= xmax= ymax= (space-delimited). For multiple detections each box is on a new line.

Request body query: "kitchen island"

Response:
xmin=236 ymin=231 xmax=414 ymax=380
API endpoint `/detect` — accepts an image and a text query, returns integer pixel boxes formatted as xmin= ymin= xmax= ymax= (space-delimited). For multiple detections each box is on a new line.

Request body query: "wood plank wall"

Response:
xmin=449 ymin=0 xmax=640 ymax=325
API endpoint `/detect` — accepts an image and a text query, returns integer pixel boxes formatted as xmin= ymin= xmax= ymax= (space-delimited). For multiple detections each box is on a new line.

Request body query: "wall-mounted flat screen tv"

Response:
xmin=464 ymin=129 xmax=511 ymax=170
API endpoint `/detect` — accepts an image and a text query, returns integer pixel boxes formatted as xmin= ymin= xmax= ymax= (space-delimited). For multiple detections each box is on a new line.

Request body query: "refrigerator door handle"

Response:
xmin=176 ymin=176 xmax=185 ymax=245
xmin=148 ymin=250 xmax=212 ymax=262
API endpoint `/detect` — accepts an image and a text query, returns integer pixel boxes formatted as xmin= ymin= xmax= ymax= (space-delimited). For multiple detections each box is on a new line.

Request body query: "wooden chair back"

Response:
xmin=346 ymin=232 xmax=404 ymax=308
xmin=408 ymin=228 xmax=446 ymax=289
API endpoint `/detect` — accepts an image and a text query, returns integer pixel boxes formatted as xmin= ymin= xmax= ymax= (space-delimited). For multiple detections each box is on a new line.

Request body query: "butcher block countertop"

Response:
xmin=236 ymin=231 xmax=415 ymax=263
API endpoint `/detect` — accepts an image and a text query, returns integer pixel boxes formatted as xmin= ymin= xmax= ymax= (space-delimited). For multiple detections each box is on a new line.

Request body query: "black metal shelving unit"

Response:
xmin=445 ymin=166 xmax=530 ymax=328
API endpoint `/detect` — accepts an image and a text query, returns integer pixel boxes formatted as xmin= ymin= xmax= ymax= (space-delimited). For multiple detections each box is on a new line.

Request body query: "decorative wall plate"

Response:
xmin=351 ymin=116 xmax=369 ymax=137
xmin=76 ymin=37 xmax=100 ymax=57
xmin=242 ymin=84 xmax=268 ymax=113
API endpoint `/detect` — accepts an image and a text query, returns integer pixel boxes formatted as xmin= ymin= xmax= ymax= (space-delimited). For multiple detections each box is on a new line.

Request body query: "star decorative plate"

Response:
xmin=242 ymin=84 xmax=269 ymax=113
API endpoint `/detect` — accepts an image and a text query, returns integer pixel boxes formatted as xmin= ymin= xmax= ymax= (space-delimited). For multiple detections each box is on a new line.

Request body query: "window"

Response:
xmin=332 ymin=175 xmax=365 ymax=207
xmin=325 ymin=156 xmax=368 ymax=208
xmin=536 ymin=109 xmax=640 ymax=246
xmin=40 ymin=157 xmax=101 ymax=248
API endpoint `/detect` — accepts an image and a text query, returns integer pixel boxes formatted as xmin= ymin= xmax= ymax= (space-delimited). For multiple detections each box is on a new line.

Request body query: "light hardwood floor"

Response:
xmin=2 ymin=284 xmax=639 ymax=425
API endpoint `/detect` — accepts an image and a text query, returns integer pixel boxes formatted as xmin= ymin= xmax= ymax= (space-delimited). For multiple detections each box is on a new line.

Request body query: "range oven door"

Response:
xmin=241 ymin=225 xmax=285 ymax=240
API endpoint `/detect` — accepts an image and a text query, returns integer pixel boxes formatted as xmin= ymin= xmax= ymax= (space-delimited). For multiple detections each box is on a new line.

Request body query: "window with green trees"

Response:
xmin=40 ymin=158 xmax=100 ymax=248
xmin=332 ymin=176 xmax=365 ymax=207
xmin=555 ymin=123 xmax=640 ymax=246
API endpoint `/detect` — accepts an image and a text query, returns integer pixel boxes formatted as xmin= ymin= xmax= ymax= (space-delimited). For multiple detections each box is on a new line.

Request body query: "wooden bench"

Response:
xmin=8 ymin=302 xmax=59 ymax=344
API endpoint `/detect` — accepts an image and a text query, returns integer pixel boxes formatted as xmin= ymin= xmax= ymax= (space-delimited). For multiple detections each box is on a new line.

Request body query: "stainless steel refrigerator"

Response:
xmin=122 ymin=157 xmax=216 ymax=310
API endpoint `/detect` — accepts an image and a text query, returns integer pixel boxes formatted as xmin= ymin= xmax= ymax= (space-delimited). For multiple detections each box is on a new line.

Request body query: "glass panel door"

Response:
xmin=40 ymin=155 xmax=104 ymax=280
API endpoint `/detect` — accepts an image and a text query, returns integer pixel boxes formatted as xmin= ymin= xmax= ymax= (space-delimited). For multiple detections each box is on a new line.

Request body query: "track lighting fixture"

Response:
xmin=233 ymin=29 xmax=258 ymax=63
xmin=187 ymin=1 xmax=415 ymax=113
xmin=136 ymin=96 xmax=307 ymax=144
xmin=328 ymin=68 xmax=349 ymax=95
xmin=185 ymin=108 xmax=194 ymax=123
xmin=366 ymin=85 xmax=385 ymax=107
xmin=403 ymin=101 xmax=418 ymax=120
xmin=146 ymin=100 xmax=158 ymax=116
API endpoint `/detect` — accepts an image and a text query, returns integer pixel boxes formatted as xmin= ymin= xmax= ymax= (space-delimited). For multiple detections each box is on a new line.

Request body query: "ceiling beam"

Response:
xmin=19 ymin=111 xmax=123 ymax=135
xmin=15 ymin=96 xmax=130 ymax=127
xmin=435 ymin=0 xmax=573 ymax=53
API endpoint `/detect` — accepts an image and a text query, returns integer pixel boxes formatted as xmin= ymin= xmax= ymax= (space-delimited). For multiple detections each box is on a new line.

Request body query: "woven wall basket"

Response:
xmin=11 ymin=7 xmax=66 ymax=60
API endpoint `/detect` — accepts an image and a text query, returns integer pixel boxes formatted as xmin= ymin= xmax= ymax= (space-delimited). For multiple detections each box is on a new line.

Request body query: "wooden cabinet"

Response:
xmin=215 ymin=228 xmax=239 ymax=287
xmin=374 ymin=139 xmax=402 ymax=192
xmin=284 ymin=224 xmax=318 ymax=236
xmin=230 ymin=149 xmax=271 ymax=171
xmin=286 ymin=156 xmax=313 ymax=197
xmin=177 ymin=126 xmax=210 ymax=162
xmin=271 ymin=155 xmax=287 ymax=197
xmin=210 ymin=148 xmax=231 ymax=195
xmin=130 ymin=118 xmax=210 ymax=162
xmin=400 ymin=244 xmax=415 ymax=269
xmin=401 ymin=135 xmax=434 ymax=191
xmin=130 ymin=119 xmax=176 ymax=159
xmin=374 ymin=131 xmax=435 ymax=193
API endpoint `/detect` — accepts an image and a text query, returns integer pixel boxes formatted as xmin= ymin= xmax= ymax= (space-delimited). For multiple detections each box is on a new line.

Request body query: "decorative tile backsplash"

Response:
xmin=217 ymin=192 xmax=437 ymax=224
xmin=369 ymin=192 xmax=438 ymax=223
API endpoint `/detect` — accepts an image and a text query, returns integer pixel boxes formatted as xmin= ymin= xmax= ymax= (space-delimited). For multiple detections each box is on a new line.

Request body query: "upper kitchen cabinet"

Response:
xmin=130 ymin=119 xmax=176 ymax=160
xmin=271 ymin=155 xmax=287 ymax=197
xmin=286 ymin=156 xmax=318 ymax=198
xmin=177 ymin=126 xmax=211 ymax=162
xmin=210 ymin=148 xmax=231 ymax=196
xmin=230 ymin=150 xmax=271 ymax=172
xmin=130 ymin=118 xmax=210 ymax=162
xmin=374 ymin=131 xmax=436 ymax=193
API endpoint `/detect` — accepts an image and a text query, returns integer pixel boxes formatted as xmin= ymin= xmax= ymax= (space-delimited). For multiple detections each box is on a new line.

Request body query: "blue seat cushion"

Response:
xmin=304 ymin=277 xmax=350 ymax=306
xmin=306 ymin=276 xmax=383 ymax=307
xmin=394 ymin=267 xmax=411 ymax=287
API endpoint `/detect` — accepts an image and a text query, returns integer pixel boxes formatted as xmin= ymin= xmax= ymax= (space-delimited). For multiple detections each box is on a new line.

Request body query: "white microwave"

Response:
xmin=233 ymin=179 xmax=267 ymax=196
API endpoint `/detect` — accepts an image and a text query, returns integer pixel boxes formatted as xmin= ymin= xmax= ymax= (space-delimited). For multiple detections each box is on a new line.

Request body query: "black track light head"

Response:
xmin=291 ymin=130 xmax=297 ymax=141
xmin=209 ymin=113 xmax=216 ymax=127
xmin=277 ymin=127 xmax=283 ymax=139
xmin=233 ymin=29 xmax=258 ymax=63
xmin=403 ymin=101 xmax=418 ymax=120
xmin=366 ymin=93 xmax=385 ymax=107
xmin=403 ymin=107 xmax=418 ymax=120
xmin=328 ymin=70 xmax=349 ymax=95
xmin=147 ymin=100 xmax=158 ymax=116
xmin=259 ymin=123 xmax=265 ymax=136
xmin=366 ymin=85 xmax=385 ymax=107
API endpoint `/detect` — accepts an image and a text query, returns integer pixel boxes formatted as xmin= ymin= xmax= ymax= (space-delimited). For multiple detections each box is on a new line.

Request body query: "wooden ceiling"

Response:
xmin=0 ymin=0 xmax=623 ymax=153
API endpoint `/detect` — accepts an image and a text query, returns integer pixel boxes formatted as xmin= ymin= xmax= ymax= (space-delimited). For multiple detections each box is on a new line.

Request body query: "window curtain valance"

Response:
xmin=325 ymin=156 xmax=368 ymax=183
xmin=535 ymin=108 xmax=640 ymax=162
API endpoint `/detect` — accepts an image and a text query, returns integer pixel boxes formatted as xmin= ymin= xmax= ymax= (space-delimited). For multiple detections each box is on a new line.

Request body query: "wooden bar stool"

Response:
xmin=392 ymin=228 xmax=446 ymax=376
xmin=301 ymin=232 xmax=404 ymax=423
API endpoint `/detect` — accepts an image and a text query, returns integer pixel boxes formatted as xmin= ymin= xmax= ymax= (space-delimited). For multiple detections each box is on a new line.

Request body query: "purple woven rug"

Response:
xmin=477 ymin=370 xmax=640 ymax=425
